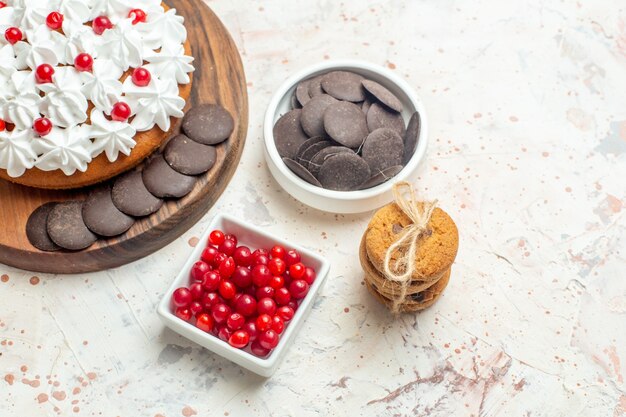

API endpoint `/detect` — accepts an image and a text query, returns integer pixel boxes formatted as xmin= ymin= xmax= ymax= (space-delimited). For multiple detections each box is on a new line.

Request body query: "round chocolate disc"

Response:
xmin=295 ymin=136 xmax=327 ymax=161
xmin=362 ymin=79 xmax=404 ymax=113
xmin=142 ymin=154 xmax=196 ymax=198
xmin=283 ymin=158 xmax=322 ymax=187
xmin=273 ymin=109 xmax=309 ymax=159
xmin=317 ymin=153 xmax=371 ymax=191
xmin=26 ymin=202 xmax=61 ymax=252
xmin=362 ymin=128 xmax=404 ymax=173
xmin=182 ymin=104 xmax=234 ymax=145
xmin=301 ymin=94 xmax=337 ymax=137
xmin=361 ymin=97 xmax=373 ymax=115
xmin=295 ymin=80 xmax=312 ymax=107
xmin=308 ymin=146 xmax=354 ymax=176
xmin=308 ymin=75 xmax=325 ymax=97
xmin=367 ymin=102 xmax=406 ymax=137
xmin=359 ymin=165 xmax=404 ymax=190
xmin=112 ymin=171 xmax=164 ymax=217
xmin=403 ymin=112 xmax=421 ymax=165
xmin=298 ymin=140 xmax=333 ymax=166
xmin=164 ymin=134 xmax=217 ymax=175
xmin=290 ymin=90 xmax=301 ymax=109
xmin=47 ymin=201 xmax=98 ymax=251
xmin=323 ymin=101 xmax=368 ymax=148
xmin=320 ymin=71 xmax=366 ymax=102
xmin=82 ymin=187 xmax=135 ymax=237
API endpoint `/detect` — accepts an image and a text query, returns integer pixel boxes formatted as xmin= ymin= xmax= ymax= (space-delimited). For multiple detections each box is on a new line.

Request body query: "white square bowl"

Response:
xmin=157 ymin=213 xmax=331 ymax=377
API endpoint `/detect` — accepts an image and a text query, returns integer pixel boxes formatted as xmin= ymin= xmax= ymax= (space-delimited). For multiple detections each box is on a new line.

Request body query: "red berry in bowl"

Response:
xmin=172 ymin=287 xmax=192 ymax=307
xmin=226 ymin=313 xmax=245 ymax=330
xmin=35 ymin=64 xmax=55 ymax=83
xmin=46 ymin=12 xmax=64 ymax=30
xmin=209 ymin=230 xmax=225 ymax=246
xmin=92 ymin=15 xmax=113 ymax=35
xmin=251 ymin=264 xmax=271 ymax=287
xmin=228 ymin=330 xmax=249 ymax=348
xmin=268 ymin=275 xmax=284 ymax=289
xmin=211 ymin=303 xmax=231 ymax=324
xmin=33 ymin=118 xmax=53 ymax=136
xmin=231 ymin=266 xmax=252 ymax=288
xmin=289 ymin=279 xmax=309 ymax=300
xmin=189 ymin=282 xmax=204 ymax=300
xmin=196 ymin=313 xmax=213 ymax=332
xmin=217 ymin=326 xmax=232 ymax=342
xmin=250 ymin=341 xmax=271 ymax=357
xmin=243 ymin=320 xmax=258 ymax=341
xmin=224 ymin=233 xmax=238 ymax=245
xmin=218 ymin=239 xmax=236 ymax=256
xmin=271 ymin=316 xmax=284 ymax=334
xmin=275 ymin=288 xmax=291 ymax=306
xmin=268 ymin=257 xmax=286 ymax=275
xmin=256 ymin=314 xmax=272 ymax=332
xmin=270 ymin=245 xmax=286 ymax=259
xmin=212 ymin=252 xmax=227 ymax=268
xmin=218 ymin=256 xmax=235 ymax=278
xmin=131 ymin=67 xmax=151 ymax=87
xmin=303 ymin=267 xmax=316 ymax=285
xmin=256 ymin=286 xmax=274 ymax=300
xmin=284 ymin=249 xmax=301 ymax=266
xmin=4 ymin=27 xmax=22 ymax=44
xmin=128 ymin=8 xmax=147 ymax=24
xmin=218 ymin=281 xmax=236 ymax=300
xmin=201 ymin=270 xmax=220 ymax=291
xmin=234 ymin=294 xmax=257 ymax=317
xmin=233 ymin=246 xmax=252 ymax=266
xmin=175 ymin=307 xmax=192 ymax=321
xmin=74 ymin=53 xmax=94 ymax=72
xmin=201 ymin=292 xmax=219 ymax=310
xmin=258 ymin=329 xmax=279 ymax=350
xmin=190 ymin=261 xmax=210 ymax=282
xmin=251 ymin=249 xmax=269 ymax=265
xmin=276 ymin=306 xmax=295 ymax=322
xmin=189 ymin=301 xmax=203 ymax=316
xmin=111 ymin=102 xmax=131 ymax=122
xmin=289 ymin=262 xmax=306 ymax=280
xmin=287 ymin=300 xmax=299 ymax=312
xmin=201 ymin=246 xmax=218 ymax=264
xmin=257 ymin=297 xmax=277 ymax=316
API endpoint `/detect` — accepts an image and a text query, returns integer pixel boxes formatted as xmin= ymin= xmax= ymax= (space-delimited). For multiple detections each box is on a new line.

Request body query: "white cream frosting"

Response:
xmin=0 ymin=0 xmax=194 ymax=178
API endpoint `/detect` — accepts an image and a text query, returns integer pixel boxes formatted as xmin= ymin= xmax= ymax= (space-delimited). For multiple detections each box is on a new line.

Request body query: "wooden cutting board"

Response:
xmin=0 ymin=0 xmax=248 ymax=274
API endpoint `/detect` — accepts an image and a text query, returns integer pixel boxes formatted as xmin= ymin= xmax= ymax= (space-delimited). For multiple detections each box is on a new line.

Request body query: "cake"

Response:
xmin=0 ymin=0 xmax=194 ymax=189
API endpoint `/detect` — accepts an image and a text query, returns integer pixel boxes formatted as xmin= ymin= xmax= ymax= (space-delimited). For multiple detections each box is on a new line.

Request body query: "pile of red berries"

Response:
xmin=171 ymin=230 xmax=317 ymax=357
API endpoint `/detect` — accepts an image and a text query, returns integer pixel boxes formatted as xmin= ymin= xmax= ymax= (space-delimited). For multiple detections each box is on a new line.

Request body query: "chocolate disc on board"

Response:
xmin=82 ymin=187 xmax=135 ymax=237
xmin=164 ymin=134 xmax=217 ymax=176
xmin=26 ymin=203 xmax=61 ymax=252
xmin=182 ymin=104 xmax=234 ymax=145
xmin=142 ymin=155 xmax=196 ymax=199
xmin=47 ymin=201 xmax=98 ymax=251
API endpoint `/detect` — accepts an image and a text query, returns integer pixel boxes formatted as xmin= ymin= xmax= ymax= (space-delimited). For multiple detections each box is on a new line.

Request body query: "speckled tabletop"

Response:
xmin=1 ymin=1 xmax=625 ymax=416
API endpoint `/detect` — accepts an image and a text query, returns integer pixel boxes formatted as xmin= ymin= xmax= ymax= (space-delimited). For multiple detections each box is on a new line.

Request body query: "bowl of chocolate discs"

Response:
xmin=264 ymin=60 xmax=428 ymax=213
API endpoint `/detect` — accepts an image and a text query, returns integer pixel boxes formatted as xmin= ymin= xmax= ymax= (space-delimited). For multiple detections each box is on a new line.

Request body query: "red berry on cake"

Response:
xmin=35 ymin=64 xmax=55 ymax=84
xmin=4 ymin=27 xmax=22 ymax=45
xmin=92 ymin=16 xmax=113 ymax=35
xmin=0 ymin=2 xmax=6 ymax=8
xmin=111 ymin=102 xmax=132 ymax=122
xmin=33 ymin=118 xmax=53 ymax=136
xmin=129 ymin=9 xmax=147 ymax=25
xmin=46 ymin=12 xmax=64 ymax=30
xmin=0 ymin=120 xmax=5 ymax=132
xmin=74 ymin=53 xmax=94 ymax=72
xmin=131 ymin=67 xmax=151 ymax=87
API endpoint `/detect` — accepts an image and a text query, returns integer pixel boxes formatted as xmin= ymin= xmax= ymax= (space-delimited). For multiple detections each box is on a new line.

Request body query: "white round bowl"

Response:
xmin=263 ymin=60 xmax=428 ymax=214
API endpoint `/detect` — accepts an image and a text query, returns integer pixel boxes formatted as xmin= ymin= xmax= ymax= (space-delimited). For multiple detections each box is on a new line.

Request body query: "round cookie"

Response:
xmin=182 ymin=104 xmax=234 ymax=145
xmin=317 ymin=152 xmax=370 ymax=191
xmin=273 ymin=109 xmax=309 ymax=160
xmin=164 ymin=134 xmax=217 ymax=175
xmin=323 ymin=101 xmax=368 ymax=148
xmin=365 ymin=203 xmax=459 ymax=282
xmin=367 ymin=102 xmax=406 ymax=137
xmin=361 ymin=128 xmax=404 ymax=174
xmin=301 ymin=94 xmax=338 ymax=137
xmin=362 ymin=79 xmax=403 ymax=113
xmin=321 ymin=71 xmax=366 ymax=102
xmin=142 ymin=155 xmax=196 ymax=198
xmin=47 ymin=201 xmax=98 ymax=251
xmin=26 ymin=203 xmax=61 ymax=252
xmin=112 ymin=171 xmax=164 ymax=217
xmin=82 ymin=187 xmax=134 ymax=237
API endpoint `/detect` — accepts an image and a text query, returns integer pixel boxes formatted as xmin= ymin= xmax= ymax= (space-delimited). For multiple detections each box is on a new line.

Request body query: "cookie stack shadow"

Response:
xmin=359 ymin=202 xmax=459 ymax=313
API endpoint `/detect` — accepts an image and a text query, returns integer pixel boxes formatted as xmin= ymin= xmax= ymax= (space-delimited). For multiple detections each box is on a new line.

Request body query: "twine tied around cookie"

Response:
xmin=382 ymin=181 xmax=438 ymax=313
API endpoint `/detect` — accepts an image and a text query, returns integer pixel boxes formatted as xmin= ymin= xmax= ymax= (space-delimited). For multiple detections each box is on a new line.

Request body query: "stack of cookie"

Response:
xmin=360 ymin=202 xmax=459 ymax=313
